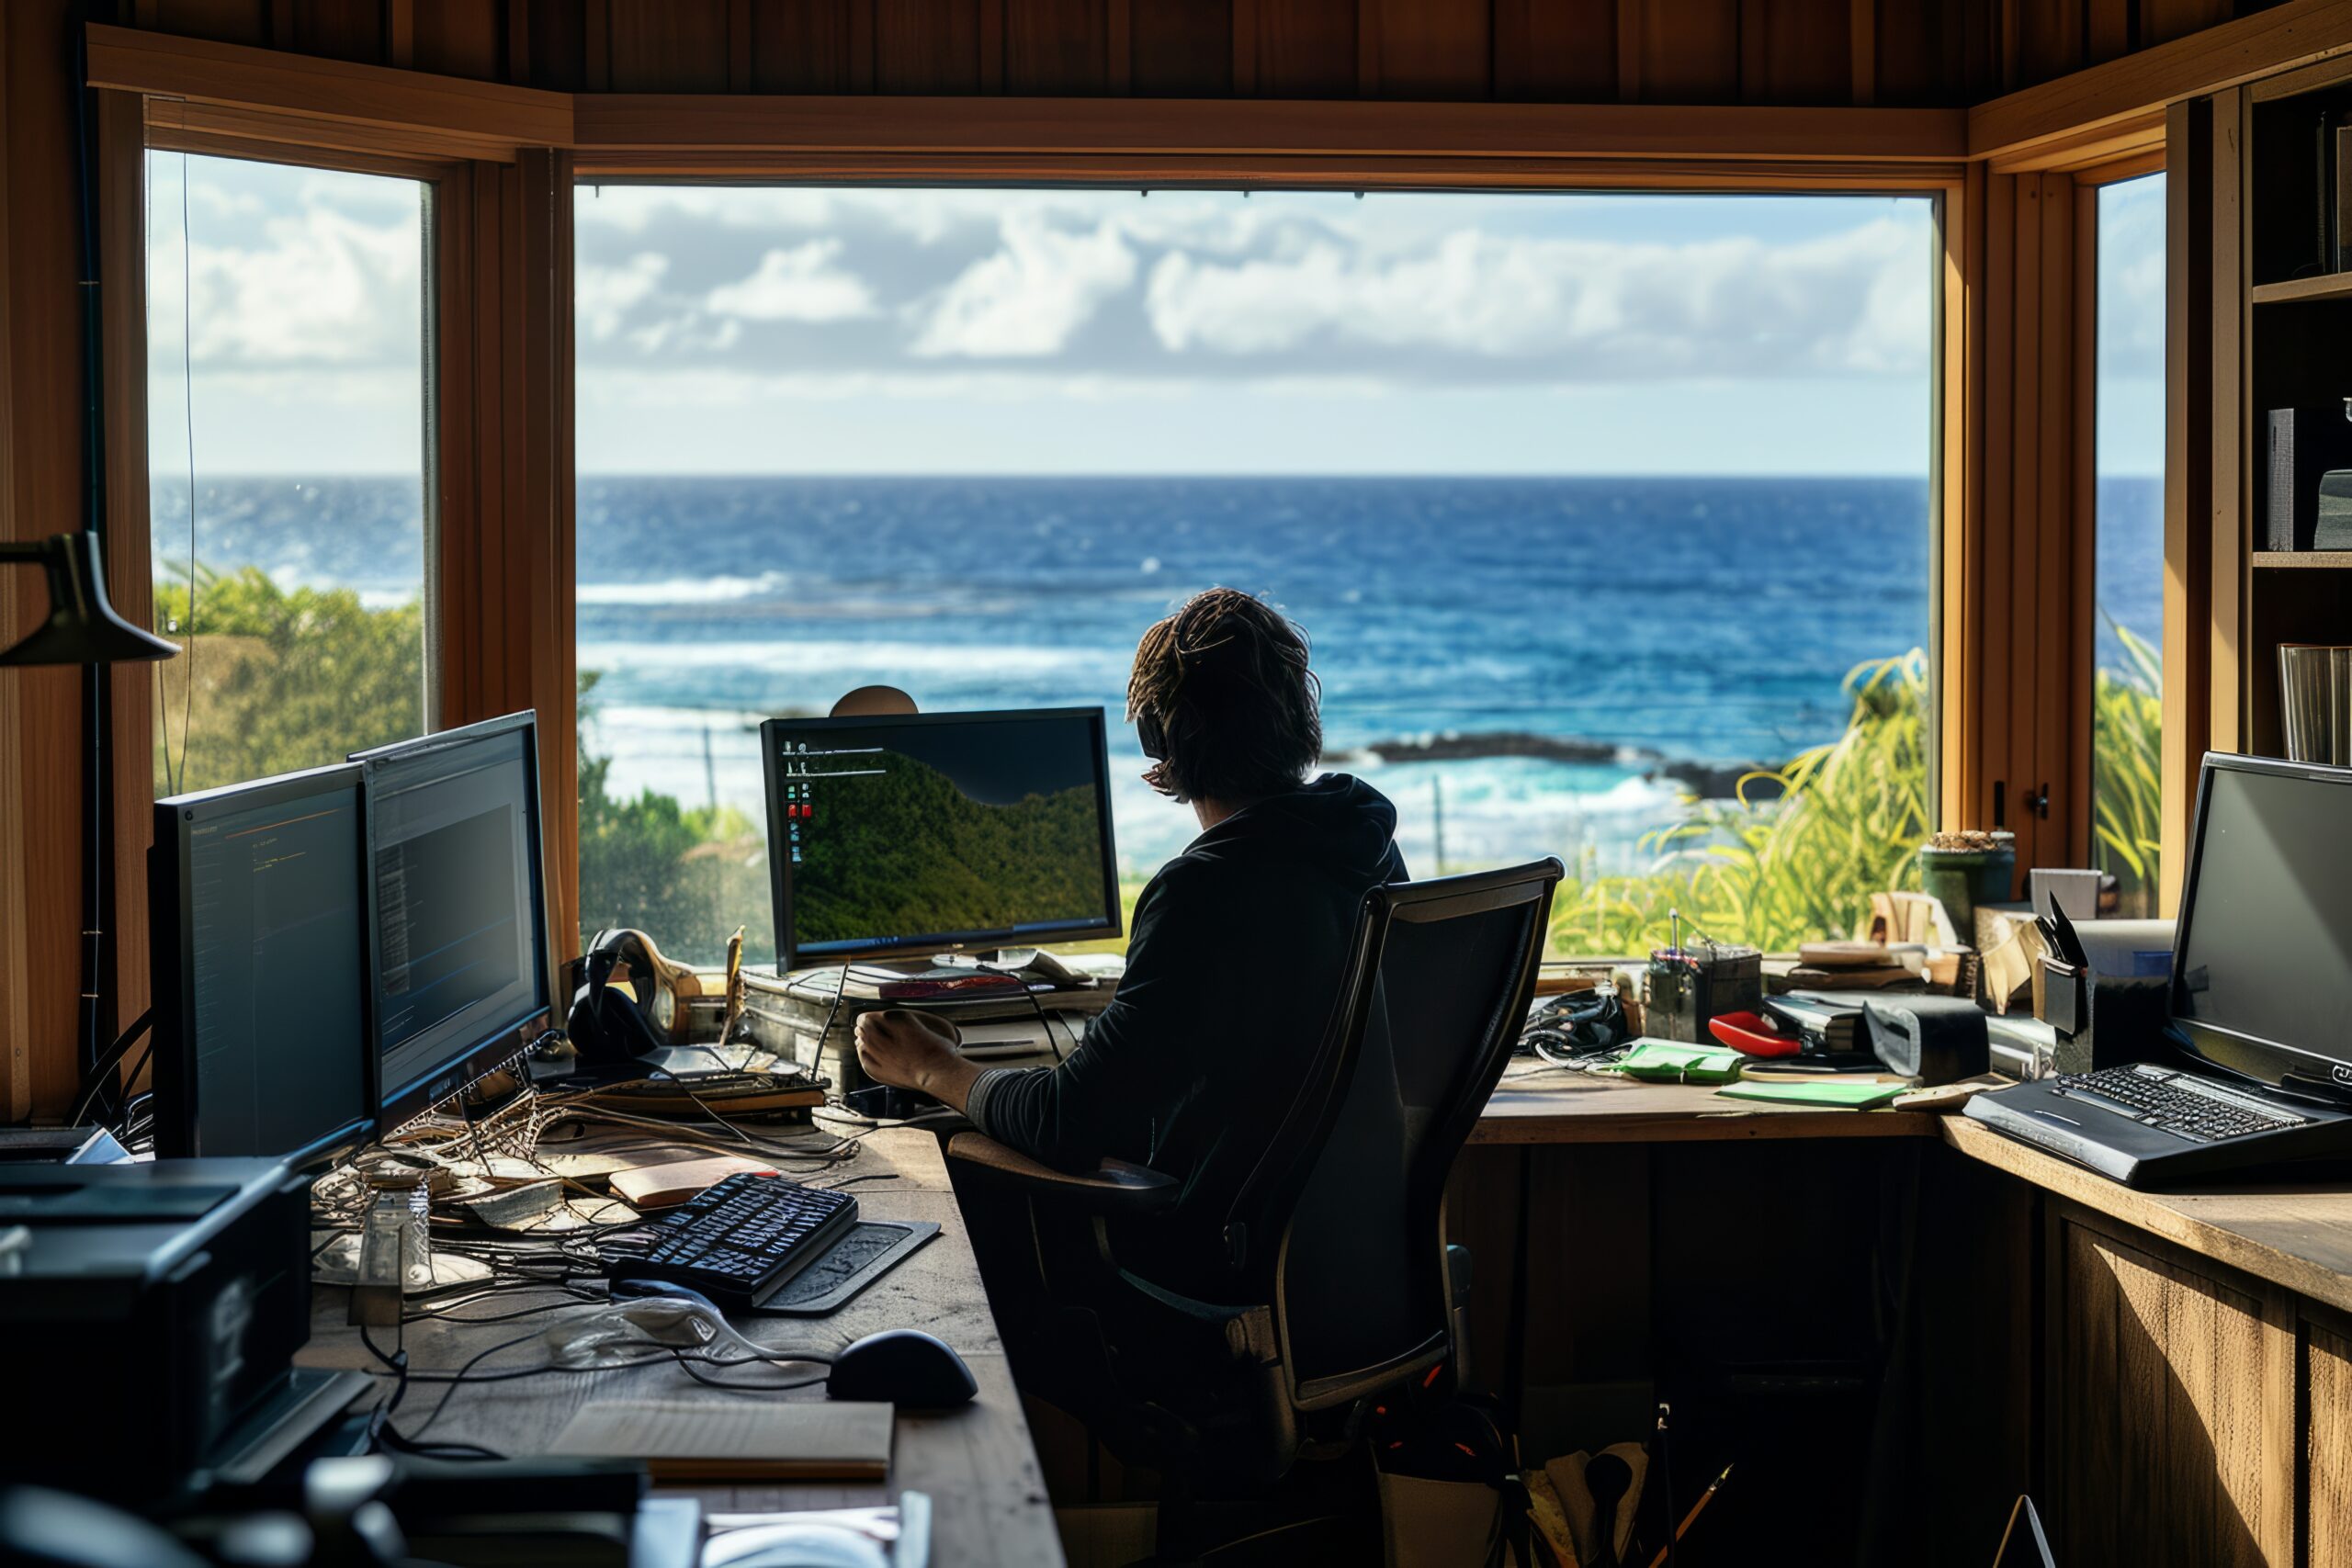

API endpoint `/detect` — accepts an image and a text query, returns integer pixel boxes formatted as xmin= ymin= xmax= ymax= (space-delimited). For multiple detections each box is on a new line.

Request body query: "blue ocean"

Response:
xmin=152 ymin=474 xmax=2164 ymax=875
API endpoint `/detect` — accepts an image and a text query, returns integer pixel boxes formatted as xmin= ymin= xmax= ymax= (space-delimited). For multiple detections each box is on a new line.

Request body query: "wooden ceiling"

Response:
xmin=127 ymin=0 xmax=2256 ymax=107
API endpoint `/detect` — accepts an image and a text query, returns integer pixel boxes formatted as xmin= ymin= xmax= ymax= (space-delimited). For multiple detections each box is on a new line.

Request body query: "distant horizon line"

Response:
xmin=151 ymin=468 xmax=2166 ymax=482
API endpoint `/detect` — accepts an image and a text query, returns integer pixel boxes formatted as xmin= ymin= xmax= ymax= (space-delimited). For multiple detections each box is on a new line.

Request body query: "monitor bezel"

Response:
xmin=150 ymin=761 xmax=377 ymax=1168
xmin=762 ymin=705 xmax=1125 ymax=975
xmin=353 ymin=710 xmax=557 ymax=1128
xmin=2165 ymin=749 xmax=2352 ymax=1093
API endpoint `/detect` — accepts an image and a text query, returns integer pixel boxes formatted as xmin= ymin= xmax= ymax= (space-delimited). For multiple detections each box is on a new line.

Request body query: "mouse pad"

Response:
xmin=754 ymin=1219 xmax=940 ymax=1315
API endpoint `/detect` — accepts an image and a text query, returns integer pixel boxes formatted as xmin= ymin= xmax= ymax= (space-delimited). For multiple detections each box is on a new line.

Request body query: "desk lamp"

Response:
xmin=4 ymin=531 xmax=177 ymax=1127
xmin=0 ymin=532 xmax=177 ymax=665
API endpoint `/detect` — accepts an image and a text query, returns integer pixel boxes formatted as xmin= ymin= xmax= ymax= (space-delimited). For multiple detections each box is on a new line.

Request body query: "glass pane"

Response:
xmin=2092 ymin=174 xmax=2166 ymax=917
xmin=574 ymin=189 xmax=1936 ymax=963
xmin=145 ymin=153 xmax=428 ymax=797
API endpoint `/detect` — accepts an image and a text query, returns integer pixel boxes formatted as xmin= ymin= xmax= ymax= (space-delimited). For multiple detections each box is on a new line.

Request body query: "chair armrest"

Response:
xmin=945 ymin=1131 xmax=1180 ymax=1214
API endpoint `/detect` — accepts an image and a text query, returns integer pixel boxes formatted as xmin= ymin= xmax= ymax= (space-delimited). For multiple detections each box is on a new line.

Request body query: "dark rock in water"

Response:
xmin=1326 ymin=729 xmax=1787 ymax=803
xmin=1647 ymin=761 xmax=1786 ymax=802
xmin=1337 ymin=730 xmax=1629 ymax=766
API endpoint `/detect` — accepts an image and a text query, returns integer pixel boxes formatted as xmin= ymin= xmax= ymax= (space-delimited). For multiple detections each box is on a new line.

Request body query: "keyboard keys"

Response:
xmin=2051 ymin=1066 xmax=2302 ymax=1145
xmin=608 ymin=1173 xmax=859 ymax=1308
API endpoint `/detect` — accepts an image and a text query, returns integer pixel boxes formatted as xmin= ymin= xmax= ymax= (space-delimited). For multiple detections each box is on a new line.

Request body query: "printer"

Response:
xmin=0 ymin=1158 xmax=330 ymax=1503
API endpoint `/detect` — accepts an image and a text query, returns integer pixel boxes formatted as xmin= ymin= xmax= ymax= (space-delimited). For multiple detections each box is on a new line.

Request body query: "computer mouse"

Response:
xmin=825 ymin=1329 xmax=978 ymax=1407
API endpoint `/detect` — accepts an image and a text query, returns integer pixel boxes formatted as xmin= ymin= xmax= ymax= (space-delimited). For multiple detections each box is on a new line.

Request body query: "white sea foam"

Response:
xmin=577 ymin=637 xmax=1124 ymax=680
xmin=578 ymin=571 xmax=793 ymax=606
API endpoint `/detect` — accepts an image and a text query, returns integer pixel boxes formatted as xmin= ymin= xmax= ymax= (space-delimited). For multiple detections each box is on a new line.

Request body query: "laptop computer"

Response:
xmin=1964 ymin=751 xmax=2352 ymax=1187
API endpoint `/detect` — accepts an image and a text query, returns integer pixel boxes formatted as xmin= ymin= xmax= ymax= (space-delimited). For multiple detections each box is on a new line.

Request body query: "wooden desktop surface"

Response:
xmin=1476 ymin=1055 xmax=2352 ymax=1320
xmin=300 ymin=1122 xmax=1063 ymax=1568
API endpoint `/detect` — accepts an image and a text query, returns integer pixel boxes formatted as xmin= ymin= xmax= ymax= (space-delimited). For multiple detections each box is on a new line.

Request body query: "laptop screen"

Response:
xmin=2169 ymin=755 xmax=2352 ymax=1092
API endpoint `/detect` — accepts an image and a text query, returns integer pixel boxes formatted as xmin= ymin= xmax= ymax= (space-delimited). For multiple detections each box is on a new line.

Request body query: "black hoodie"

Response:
xmin=965 ymin=773 xmax=1407 ymax=1228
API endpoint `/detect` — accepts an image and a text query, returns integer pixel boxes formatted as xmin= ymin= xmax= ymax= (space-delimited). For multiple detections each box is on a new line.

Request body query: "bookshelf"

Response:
xmin=2240 ymin=69 xmax=2352 ymax=760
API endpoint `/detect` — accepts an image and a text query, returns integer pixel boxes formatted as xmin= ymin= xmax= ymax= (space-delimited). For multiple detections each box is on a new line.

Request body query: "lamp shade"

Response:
xmin=0 ymin=532 xmax=178 ymax=667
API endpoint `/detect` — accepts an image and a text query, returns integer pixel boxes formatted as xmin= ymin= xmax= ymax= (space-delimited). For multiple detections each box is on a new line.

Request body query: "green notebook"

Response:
xmin=1614 ymin=1039 xmax=1745 ymax=1084
xmin=1714 ymin=1079 xmax=1906 ymax=1110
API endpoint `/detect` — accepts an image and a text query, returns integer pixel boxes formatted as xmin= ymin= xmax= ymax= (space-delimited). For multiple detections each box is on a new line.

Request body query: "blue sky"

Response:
xmin=147 ymin=158 xmax=2166 ymax=478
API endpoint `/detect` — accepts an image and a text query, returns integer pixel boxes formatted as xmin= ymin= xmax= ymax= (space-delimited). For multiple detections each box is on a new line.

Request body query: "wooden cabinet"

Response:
xmin=2044 ymin=1201 xmax=2297 ymax=1566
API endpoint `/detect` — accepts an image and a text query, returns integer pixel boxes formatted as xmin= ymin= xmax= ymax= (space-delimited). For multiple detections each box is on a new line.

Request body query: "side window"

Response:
xmin=2089 ymin=174 xmax=2166 ymax=916
xmin=146 ymin=152 xmax=429 ymax=796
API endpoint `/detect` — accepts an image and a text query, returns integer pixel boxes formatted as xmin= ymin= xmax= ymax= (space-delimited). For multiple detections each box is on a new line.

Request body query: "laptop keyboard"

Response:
xmin=2051 ymin=1065 xmax=2306 ymax=1144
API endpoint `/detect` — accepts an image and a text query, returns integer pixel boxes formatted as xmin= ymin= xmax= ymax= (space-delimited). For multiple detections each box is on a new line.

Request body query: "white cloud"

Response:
xmin=707 ymin=239 xmax=876 ymax=321
xmin=1144 ymin=215 xmax=1928 ymax=378
xmin=173 ymin=204 xmax=421 ymax=368
xmin=578 ymin=253 xmax=669 ymax=340
xmin=909 ymin=212 xmax=1137 ymax=357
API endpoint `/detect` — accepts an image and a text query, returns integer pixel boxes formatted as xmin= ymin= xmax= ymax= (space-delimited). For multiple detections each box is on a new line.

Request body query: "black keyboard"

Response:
xmin=607 ymin=1173 xmax=858 ymax=1309
xmin=2051 ymin=1065 xmax=2306 ymax=1144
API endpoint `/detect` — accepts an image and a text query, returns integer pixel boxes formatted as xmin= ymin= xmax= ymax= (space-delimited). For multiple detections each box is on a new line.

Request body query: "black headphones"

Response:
xmin=1136 ymin=706 xmax=1170 ymax=761
xmin=568 ymin=928 xmax=691 ymax=1065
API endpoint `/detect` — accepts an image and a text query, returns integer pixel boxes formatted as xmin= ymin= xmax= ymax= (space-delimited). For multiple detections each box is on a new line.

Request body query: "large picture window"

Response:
xmin=571 ymin=187 xmax=1938 ymax=962
xmin=144 ymin=152 xmax=430 ymax=798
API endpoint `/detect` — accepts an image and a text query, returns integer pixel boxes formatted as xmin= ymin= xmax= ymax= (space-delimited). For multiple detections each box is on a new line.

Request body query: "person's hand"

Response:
xmin=854 ymin=1009 xmax=963 ymax=1094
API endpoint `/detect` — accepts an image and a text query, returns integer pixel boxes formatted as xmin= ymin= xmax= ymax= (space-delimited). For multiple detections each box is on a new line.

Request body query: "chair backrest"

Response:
xmin=1218 ymin=858 xmax=1562 ymax=1414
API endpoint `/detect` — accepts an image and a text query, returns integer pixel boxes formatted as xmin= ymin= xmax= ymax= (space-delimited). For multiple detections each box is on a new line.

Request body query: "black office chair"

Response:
xmin=946 ymin=858 xmax=1563 ymax=1562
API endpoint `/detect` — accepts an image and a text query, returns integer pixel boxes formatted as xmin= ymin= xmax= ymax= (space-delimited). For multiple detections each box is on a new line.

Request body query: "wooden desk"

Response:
xmin=1464 ymin=1061 xmax=2352 ymax=1568
xmin=302 ymin=1123 xmax=1063 ymax=1568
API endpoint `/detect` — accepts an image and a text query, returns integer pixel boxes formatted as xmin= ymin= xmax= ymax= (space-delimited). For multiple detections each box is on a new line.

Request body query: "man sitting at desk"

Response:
xmin=853 ymin=586 xmax=1407 ymax=1285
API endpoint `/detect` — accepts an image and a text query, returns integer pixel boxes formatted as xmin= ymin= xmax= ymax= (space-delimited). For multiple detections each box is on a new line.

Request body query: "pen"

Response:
xmin=1645 ymin=1463 xmax=1731 ymax=1568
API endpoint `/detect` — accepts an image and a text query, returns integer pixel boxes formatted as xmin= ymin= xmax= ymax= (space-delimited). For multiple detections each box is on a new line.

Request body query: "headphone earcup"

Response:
xmin=568 ymin=985 xmax=665 ymax=1065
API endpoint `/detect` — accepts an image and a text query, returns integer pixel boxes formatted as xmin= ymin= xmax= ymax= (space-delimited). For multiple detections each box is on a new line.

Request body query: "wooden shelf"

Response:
xmin=2252 ymin=273 xmax=2352 ymax=306
xmin=2254 ymin=550 xmax=2352 ymax=569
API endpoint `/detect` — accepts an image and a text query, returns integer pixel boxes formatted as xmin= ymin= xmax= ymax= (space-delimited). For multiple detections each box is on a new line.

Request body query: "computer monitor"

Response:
xmin=762 ymin=706 xmax=1122 ymax=973
xmin=352 ymin=711 xmax=554 ymax=1126
xmin=2168 ymin=751 xmax=2352 ymax=1095
xmin=148 ymin=763 xmax=375 ymax=1165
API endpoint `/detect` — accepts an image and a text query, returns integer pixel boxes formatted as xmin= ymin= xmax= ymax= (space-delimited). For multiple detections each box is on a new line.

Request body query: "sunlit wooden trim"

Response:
xmin=85 ymin=22 xmax=571 ymax=160
xmin=1970 ymin=0 xmax=2352 ymax=165
xmin=572 ymin=93 xmax=1968 ymax=163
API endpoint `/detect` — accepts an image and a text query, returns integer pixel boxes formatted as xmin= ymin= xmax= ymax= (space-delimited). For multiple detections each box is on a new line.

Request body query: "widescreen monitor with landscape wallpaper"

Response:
xmin=142 ymin=167 xmax=2166 ymax=964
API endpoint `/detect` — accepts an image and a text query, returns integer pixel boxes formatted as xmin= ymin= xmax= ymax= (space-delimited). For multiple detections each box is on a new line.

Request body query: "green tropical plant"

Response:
xmin=2090 ymin=619 xmax=2163 ymax=916
xmin=153 ymin=562 xmax=424 ymax=795
xmin=1545 ymin=650 xmax=1933 ymax=955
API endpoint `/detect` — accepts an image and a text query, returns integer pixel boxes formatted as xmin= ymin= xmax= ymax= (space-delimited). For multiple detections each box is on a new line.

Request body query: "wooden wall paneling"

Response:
xmin=288 ymin=0 xmax=385 ymax=63
xmin=2210 ymin=87 xmax=2245 ymax=759
xmin=1939 ymin=164 xmax=1984 ymax=833
xmin=387 ymin=0 xmax=414 ymax=70
xmin=2007 ymin=171 xmax=2044 ymax=862
xmin=605 ymin=0 xmax=729 ymax=91
xmin=582 ymin=0 xmax=609 ymax=88
xmin=2309 ymin=1314 xmax=2352 ymax=1568
xmin=1638 ymin=0 xmax=1739 ymax=103
xmin=1615 ymin=0 xmax=1640 ymax=100
xmin=3 ymin=0 xmax=96 ymax=1119
xmin=750 ymin=0 xmax=864 ymax=93
xmin=2140 ymin=0 xmax=2233 ymax=48
xmin=2035 ymin=171 xmax=2082 ymax=869
xmin=2158 ymin=96 xmax=2211 ymax=913
xmin=1361 ymin=0 xmax=1489 ymax=100
xmin=150 ymin=0 xmax=270 ymax=48
xmin=2087 ymin=0 xmax=2132 ymax=66
xmin=2016 ymin=0 xmax=2085 ymax=90
xmin=1105 ymin=0 xmax=1127 ymax=93
xmin=1876 ymin=0 xmax=1981 ymax=107
xmin=431 ymin=151 xmax=577 ymax=961
xmin=0 ymin=0 xmax=26 ymax=1123
xmin=729 ymin=0 xmax=752 ymax=91
xmin=1746 ymin=0 xmax=1850 ymax=106
xmin=523 ymin=0 xmax=594 ymax=91
xmin=1005 ymin=0 xmax=1109 ymax=95
xmin=98 ymin=90 xmax=153 ymax=1093
xmin=1247 ymin=0 xmax=1355 ymax=97
xmin=1128 ymin=0 xmax=1228 ymax=96
xmin=1848 ymin=0 xmax=1872 ymax=104
xmin=415 ymin=0 xmax=507 ymax=81
xmin=1491 ymin=0 xmax=1617 ymax=102
xmin=875 ymin=0 xmax=982 ymax=93
xmin=1981 ymin=171 xmax=2017 ymax=845
xmin=2070 ymin=178 xmax=2098 ymax=864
